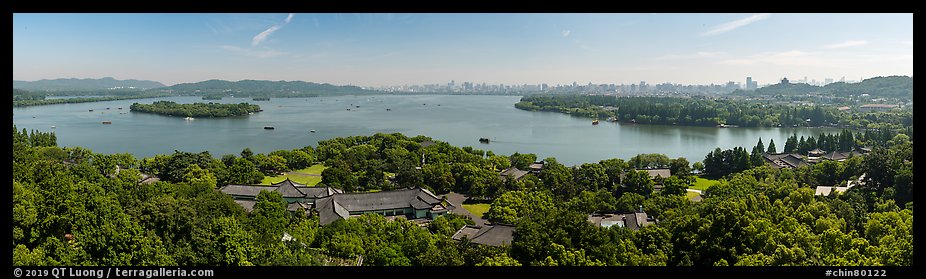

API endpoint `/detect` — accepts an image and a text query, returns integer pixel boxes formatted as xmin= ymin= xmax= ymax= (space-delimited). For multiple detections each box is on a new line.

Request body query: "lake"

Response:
xmin=12 ymin=95 xmax=841 ymax=166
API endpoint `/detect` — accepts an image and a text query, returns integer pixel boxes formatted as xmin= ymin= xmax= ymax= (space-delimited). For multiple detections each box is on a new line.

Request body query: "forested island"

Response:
xmin=129 ymin=101 xmax=261 ymax=118
xmin=515 ymin=95 xmax=912 ymax=132
xmin=12 ymin=125 xmax=912 ymax=266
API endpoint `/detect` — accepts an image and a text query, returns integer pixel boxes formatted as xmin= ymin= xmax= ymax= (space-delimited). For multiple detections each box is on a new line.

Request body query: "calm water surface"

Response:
xmin=12 ymin=95 xmax=840 ymax=165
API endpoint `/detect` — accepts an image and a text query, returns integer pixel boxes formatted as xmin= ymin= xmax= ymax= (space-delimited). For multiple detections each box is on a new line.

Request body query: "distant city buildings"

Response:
xmin=745 ymin=77 xmax=758 ymax=90
xmin=369 ymin=74 xmax=867 ymax=95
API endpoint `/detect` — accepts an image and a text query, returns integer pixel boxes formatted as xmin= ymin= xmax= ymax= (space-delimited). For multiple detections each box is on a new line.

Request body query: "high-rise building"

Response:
xmin=746 ymin=77 xmax=753 ymax=90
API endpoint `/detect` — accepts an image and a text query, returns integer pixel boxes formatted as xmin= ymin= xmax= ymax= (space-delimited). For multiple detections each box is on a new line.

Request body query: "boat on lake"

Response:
xmin=102 ymin=121 xmax=112 ymax=124
xmin=89 ymin=109 xmax=94 ymax=112
xmin=386 ymin=108 xmax=391 ymax=111
xmin=310 ymin=130 xmax=316 ymax=133
xmin=592 ymin=119 xmax=600 ymax=125
xmin=264 ymin=126 xmax=275 ymax=130
xmin=184 ymin=117 xmax=195 ymax=121
xmin=479 ymin=137 xmax=490 ymax=144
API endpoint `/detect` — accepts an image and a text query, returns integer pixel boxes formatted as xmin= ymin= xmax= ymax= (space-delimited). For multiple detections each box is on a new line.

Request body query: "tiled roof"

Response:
xmin=220 ymin=178 xmax=338 ymax=200
xmin=763 ymin=153 xmax=807 ymax=169
xmin=221 ymin=185 xmax=275 ymax=197
xmin=234 ymin=200 xmax=257 ymax=212
xmin=499 ymin=167 xmax=529 ymax=182
xmin=452 ymin=224 xmax=516 ymax=247
xmin=315 ymin=187 xmax=448 ymax=225
xmin=642 ymin=169 xmax=672 ymax=179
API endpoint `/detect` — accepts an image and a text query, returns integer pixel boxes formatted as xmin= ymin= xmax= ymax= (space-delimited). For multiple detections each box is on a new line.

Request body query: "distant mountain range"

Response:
xmin=13 ymin=77 xmax=166 ymax=91
xmin=731 ymin=76 xmax=912 ymax=99
xmin=161 ymin=79 xmax=374 ymax=96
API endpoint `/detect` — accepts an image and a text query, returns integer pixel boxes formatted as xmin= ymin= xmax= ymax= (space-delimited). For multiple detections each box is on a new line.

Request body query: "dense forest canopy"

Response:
xmin=516 ymin=95 xmax=912 ymax=132
xmin=12 ymin=125 xmax=913 ymax=266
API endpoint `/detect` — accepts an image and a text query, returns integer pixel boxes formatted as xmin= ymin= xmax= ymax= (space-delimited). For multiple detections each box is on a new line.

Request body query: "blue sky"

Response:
xmin=13 ymin=13 xmax=913 ymax=87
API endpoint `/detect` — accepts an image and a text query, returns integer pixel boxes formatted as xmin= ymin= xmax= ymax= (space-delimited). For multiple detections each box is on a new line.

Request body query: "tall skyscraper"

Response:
xmin=746 ymin=77 xmax=753 ymax=90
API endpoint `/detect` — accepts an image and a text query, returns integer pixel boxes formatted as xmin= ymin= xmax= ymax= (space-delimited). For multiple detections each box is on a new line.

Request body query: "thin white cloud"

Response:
xmin=822 ymin=40 xmax=868 ymax=49
xmin=252 ymin=25 xmax=281 ymax=46
xmin=252 ymin=14 xmax=295 ymax=46
xmin=700 ymin=13 xmax=770 ymax=36
xmin=562 ymin=30 xmax=571 ymax=37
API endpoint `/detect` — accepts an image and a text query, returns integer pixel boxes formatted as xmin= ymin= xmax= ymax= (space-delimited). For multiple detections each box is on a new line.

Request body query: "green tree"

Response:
xmin=622 ymin=170 xmax=655 ymax=197
xmin=486 ymin=190 xmax=555 ymax=224
xmin=227 ymin=158 xmax=263 ymax=184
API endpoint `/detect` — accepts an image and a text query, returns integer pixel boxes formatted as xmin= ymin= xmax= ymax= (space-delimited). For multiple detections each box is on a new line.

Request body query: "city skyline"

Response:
xmin=13 ymin=13 xmax=913 ymax=87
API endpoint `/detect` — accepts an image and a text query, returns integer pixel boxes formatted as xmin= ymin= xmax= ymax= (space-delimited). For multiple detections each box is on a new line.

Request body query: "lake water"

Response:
xmin=12 ymin=95 xmax=841 ymax=166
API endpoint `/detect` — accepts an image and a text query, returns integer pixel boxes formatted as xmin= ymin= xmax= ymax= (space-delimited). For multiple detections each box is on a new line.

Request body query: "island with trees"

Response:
xmin=515 ymin=94 xmax=912 ymax=132
xmin=130 ymin=101 xmax=261 ymax=118
xmin=12 ymin=123 xmax=912 ymax=266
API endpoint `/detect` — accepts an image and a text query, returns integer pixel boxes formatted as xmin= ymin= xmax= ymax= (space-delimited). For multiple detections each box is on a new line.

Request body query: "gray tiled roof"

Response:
xmin=452 ymin=224 xmax=516 ymax=247
xmin=273 ymin=179 xmax=307 ymax=198
xmin=820 ymin=151 xmax=863 ymax=161
xmin=763 ymin=153 xmax=807 ymax=169
xmin=220 ymin=178 xmax=338 ymax=200
xmin=221 ymin=185 xmax=276 ymax=197
xmin=499 ymin=167 xmax=529 ymax=182
xmin=336 ymin=188 xmax=441 ymax=212
xmin=316 ymin=197 xmax=351 ymax=225
xmin=315 ymin=187 xmax=447 ymax=225
xmin=234 ymin=200 xmax=257 ymax=212
xmin=451 ymin=226 xmax=480 ymax=240
xmin=642 ymin=169 xmax=672 ymax=179
xmin=287 ymin=202 xmax=310 ymax=212
xmin=297 ymin=186 xmax=342 ymax=198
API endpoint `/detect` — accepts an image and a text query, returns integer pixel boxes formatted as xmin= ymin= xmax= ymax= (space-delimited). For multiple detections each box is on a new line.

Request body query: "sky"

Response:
xmin=13 ymin=13 xmax=913 ymax=87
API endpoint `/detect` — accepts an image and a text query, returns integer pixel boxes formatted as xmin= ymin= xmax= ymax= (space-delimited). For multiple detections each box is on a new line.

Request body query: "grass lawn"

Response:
xmin=690 ymin=177 xmax=720 ymax=191
xmin=462 ymin=203 xmax=491 ymax=219
xmin=294 ymin=164 xmax=327 ymax=175
xmin=260 ymin=164 xmax=327 ymax=186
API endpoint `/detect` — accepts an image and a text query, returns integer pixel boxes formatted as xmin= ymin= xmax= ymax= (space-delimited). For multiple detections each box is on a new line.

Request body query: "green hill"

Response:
xmin=162 ymin=79 xmax=375 ymax=97
xmin=731 ymin=75 xmax=912 ymax=99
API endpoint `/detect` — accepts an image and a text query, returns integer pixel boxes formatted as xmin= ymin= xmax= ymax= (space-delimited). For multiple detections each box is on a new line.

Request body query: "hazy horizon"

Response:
xmin=13 ymin=13 xmax=913 ymax=87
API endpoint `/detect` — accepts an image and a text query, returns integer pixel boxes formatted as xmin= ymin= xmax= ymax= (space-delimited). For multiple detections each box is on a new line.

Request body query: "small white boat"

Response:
xmin=50 ymin=126 xmax=56 ymax=129
xmin=310 ymin=130 xmax=316 ymax=133
xmin=184 ymin=117 xmax=195 ymax=121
